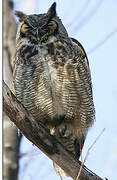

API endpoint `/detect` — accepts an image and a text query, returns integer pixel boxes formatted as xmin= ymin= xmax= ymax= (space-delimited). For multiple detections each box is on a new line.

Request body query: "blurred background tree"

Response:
xmin=3 ymin=0 xmax=21 ymax=179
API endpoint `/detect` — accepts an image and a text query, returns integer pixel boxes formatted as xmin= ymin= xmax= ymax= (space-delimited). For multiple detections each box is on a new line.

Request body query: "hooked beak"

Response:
xmin=36 ymin=27 xmax=41 ymax=41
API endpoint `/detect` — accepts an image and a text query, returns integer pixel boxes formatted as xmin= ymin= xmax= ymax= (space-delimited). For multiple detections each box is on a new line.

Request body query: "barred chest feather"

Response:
xmin=15 ymin=40 xmax=81 ymax=127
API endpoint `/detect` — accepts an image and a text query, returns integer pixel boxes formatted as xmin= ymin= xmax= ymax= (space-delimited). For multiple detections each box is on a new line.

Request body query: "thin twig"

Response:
xmin=87 ymin=28 xmax=117 ymax=54
xmin=76 ymin=128 xmax=106 ymax=180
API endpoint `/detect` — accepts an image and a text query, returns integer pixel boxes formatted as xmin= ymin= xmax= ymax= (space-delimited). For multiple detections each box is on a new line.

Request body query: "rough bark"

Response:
xmin=3 ymin=0 xmax=21 ymax=180
xmin=3 ymin=0 xmax=16 ymax=88
xmin=3 ymin=81 xmax=104 ymax=180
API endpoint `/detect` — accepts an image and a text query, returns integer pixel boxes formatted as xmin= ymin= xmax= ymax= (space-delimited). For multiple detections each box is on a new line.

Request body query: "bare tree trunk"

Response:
xmin=3 ymin=0 xmax=21 ymax=179
xmin=3 ymin=0 xmax=16 ymax=89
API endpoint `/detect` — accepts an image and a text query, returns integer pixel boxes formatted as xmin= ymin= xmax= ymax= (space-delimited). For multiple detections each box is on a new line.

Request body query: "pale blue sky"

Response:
xmin=13 ymin=1 xmax=117 ymax=180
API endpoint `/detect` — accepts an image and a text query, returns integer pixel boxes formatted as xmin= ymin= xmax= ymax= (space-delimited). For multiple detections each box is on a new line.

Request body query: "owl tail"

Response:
xmin=53 ymin=125 xmax=85 ymax=179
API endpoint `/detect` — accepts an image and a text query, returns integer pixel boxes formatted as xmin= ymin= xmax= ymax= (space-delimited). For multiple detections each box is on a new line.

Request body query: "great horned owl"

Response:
xmin=14 ymin=2 xmax=95 ymax=179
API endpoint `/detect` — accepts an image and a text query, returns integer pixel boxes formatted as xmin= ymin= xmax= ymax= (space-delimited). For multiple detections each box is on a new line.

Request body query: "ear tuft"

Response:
xmin=15 ymin=11 xmax=27 ymax=21
xmin=47 ymin=2 xmax=57 ymax=18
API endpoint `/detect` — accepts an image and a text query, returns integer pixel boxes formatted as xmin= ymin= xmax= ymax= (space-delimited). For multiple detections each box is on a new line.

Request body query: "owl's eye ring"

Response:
xmin=21 ymin=22 xmax=30 ymax=33
xmin=42 ymin=20 xmax=58 ymax=30
xmin=48 ymin=20 xmax=57 ymax=26
xmin=48 ymin=20 xmax=58 ymax=31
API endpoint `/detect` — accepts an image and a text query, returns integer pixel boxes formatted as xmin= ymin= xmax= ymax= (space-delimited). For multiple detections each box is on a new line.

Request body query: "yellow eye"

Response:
xmin=21 ymin=22 xmax=29 ymax=33
xmin=48 ymin=20 xmax=57 ymax=29
xmin=47 ymin=20 xmax=58 ymax=34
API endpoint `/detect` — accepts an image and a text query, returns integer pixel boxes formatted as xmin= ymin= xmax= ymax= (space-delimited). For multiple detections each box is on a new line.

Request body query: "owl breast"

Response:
xmin=14 ymin=40 xmax=80 ymax=127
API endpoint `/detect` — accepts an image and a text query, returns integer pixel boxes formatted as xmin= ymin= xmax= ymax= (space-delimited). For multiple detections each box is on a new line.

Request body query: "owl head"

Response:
xmin=15 ymin=2 xmax=68 ymax=44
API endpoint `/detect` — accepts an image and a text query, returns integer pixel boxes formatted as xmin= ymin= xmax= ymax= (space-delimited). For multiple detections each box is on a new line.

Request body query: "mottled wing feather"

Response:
xmin=71 ymin=37 xmax=95 ymax=130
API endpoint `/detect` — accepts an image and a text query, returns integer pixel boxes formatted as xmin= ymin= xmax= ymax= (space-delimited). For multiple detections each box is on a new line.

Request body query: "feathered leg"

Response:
xmin=53 ymin=123 xmax=85 ymax=179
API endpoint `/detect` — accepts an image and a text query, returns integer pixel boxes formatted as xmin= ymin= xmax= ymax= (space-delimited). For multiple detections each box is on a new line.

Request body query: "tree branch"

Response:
xmin=3 ymin=81 xmax=103 ymax=180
